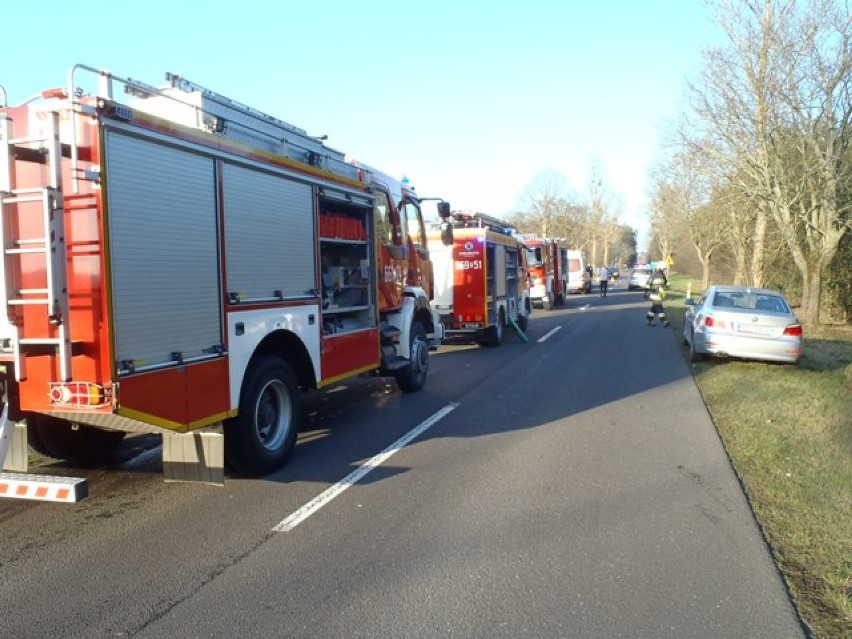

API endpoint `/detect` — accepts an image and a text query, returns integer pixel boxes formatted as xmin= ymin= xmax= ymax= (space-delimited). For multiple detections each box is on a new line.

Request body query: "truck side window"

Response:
xmin=374 ymin=190 xmax=395 ymax=244
xmin=401 ymin=200 xmax=425 ymax=248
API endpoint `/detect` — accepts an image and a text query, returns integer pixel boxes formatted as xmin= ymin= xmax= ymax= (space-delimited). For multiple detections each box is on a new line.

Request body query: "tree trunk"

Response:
xmin=798 ymin=267 xmax=818 ymax=325
xmin=727 ymin=204 xmax=751 ymax=285
xmin=590 ymin=233 xmax=598 ymax=270
xmin=702 ymin=252 xmax=712 ymax=289
xmin=750 ymin=201 xmax=768 ymax=287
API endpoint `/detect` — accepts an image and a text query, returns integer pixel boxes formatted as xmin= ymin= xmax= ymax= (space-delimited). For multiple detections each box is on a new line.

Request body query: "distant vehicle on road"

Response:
xmin=682 ymin=285 xmax=802 ymax=364
xmin=628 ymin=265 xmax=652 ymax=291
xmin=608 ymin=266 xmax=620 ymax=280
xmin=566 ymin=250 xmax=592 ymax=294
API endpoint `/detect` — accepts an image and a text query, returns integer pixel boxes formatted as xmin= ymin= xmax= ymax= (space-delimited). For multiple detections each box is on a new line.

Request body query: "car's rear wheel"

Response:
xmin=689 ymin=339 xmax=704 ymax=363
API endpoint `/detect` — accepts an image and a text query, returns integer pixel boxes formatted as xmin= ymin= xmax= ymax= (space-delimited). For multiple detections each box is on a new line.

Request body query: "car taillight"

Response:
xmin=783 ymin=324 xmax=803 ymax=337
xmin=704 ymin=316 xmax=724 ymax=329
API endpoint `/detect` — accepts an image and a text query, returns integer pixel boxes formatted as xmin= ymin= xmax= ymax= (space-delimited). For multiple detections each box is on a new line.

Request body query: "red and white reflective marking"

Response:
xmin=0 ymin=473 xmax=88 ymax=503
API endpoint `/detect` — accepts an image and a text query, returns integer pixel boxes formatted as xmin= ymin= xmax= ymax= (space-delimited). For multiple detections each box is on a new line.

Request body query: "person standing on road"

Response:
xmin=598 ymin=265 xmax=610 ymax=297
xmin=646 ymin=268 xmax=670 ymax=327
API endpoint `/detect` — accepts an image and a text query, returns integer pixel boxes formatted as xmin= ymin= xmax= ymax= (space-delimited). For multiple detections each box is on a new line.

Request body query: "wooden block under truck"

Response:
xmin=0 ymin=65 xmax=445 ymax=501
xmin=427 ymin=211 xmax=530 ymax=346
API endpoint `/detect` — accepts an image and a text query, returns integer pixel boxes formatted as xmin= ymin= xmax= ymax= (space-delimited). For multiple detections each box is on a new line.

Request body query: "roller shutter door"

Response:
xmin=222 ymin=163 xmax=315 ymax=302
xmin=105 ymin=132 xmax=222 ymax=371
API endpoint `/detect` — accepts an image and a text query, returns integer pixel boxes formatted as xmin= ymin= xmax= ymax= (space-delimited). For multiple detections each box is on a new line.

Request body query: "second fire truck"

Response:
xmin=427 ymin=212 xmax=530 ymax=346
xmin=0 ymin=64 xmax=445 ymax=500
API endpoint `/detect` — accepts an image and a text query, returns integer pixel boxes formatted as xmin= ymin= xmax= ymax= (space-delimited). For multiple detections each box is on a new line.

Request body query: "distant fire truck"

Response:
xmin=517 ymin=235 xmax=568 ymax=310
xmin=427 ymin=212 xmax=530 ymax=346
xmin=0 ymin=64 xmax=445 ymax=501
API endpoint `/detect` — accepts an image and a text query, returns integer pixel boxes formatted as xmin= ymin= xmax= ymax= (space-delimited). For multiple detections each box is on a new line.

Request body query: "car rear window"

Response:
xmin=713 ymin=292 xmax=789 ymax=312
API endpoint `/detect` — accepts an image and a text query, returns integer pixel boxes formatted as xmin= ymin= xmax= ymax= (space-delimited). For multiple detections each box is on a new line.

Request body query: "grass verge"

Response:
xmin=666 ymin=273 xmax=852 ymax=639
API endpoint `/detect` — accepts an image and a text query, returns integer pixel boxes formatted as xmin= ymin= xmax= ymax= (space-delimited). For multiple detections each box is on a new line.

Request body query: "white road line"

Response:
xmin=537 ymin=326 xmax=562 ymax=343
xmin=273 ymin=402 xmax=459 ymax=532
xmin=579 ymin=304 xmax=590 ymax=311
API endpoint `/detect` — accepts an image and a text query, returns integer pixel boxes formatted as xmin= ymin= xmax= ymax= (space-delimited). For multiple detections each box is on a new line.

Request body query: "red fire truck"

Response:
xmin=0 ymin=65 xmax=445 ymax=501
xmin=427 ymin=212 xmax=530 ymax=346
xmin=517 ymin=236 xmax=568 ymax=310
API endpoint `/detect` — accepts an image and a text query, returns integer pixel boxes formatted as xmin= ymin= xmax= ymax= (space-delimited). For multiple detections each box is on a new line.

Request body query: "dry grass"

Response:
xmin=667 ymin=275 xmax=852 ymax=639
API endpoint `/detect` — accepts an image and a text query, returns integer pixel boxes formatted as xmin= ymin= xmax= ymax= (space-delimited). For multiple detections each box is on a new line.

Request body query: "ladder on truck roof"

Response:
xmin=451 ymin=211 xmax=515 ymax=235
xmin=87 ymin=66 xmax=362 ymax=183
xmin=0 ymin=107 xmax=73 ymax=383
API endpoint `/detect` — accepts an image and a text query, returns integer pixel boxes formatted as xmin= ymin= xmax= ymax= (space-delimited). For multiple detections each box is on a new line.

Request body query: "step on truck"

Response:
xmin=427 ymin=211 xmax=531 ymax=346
xmin=0 ymin=65 xmax=444 ymax=501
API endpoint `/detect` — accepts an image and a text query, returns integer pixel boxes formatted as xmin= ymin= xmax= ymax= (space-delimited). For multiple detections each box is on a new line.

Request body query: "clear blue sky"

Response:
xmin=2 ymin=1 xmax=720 ymax=248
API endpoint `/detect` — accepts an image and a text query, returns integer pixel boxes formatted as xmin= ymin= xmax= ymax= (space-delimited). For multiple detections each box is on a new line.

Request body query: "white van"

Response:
xmin=565 ymin=250 xmax=591 ymax=294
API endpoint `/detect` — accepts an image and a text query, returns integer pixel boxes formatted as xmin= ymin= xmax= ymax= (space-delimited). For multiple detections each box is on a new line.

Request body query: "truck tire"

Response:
xmin=516 ymin=311 xmax=528 ymax=332
xmin=25 ymin=418 xmax=54 ymax=458
xmin=481 ymin=308 xmax=505 ymax=347
xmin=395 ymin=320 xmax=428 ymax=393
xmin=224 ymin=356 xmax=300 ymax=476
xmin=27 ymin=414 xmax=125 ymax=465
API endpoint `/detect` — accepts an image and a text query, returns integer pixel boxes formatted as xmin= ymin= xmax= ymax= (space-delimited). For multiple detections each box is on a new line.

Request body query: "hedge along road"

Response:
xmin=0 ymin=284 xmax=806 ymax=638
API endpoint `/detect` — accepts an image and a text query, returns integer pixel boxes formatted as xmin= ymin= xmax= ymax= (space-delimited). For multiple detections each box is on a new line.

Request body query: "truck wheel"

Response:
xmin=25 ymin=418 xmax=54 ymax=458
xmin=224 ymin=356 xmax=300 ymax=476
xmin=27 ymin=414 xmax=125 ymax=465
xmin=395 ymin=321 xmax=428 ymax=393
xmin=481 ymin=309 xmax=505 ymax=347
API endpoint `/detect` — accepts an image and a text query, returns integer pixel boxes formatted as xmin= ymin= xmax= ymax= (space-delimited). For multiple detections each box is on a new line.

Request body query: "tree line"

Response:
xmin=504 ymin=1 xmax=850 ymax=325
xmin=649 ymin=0 xmax=851 ymax=325
xmin=506 ymin=169 xmax=639 ymax=272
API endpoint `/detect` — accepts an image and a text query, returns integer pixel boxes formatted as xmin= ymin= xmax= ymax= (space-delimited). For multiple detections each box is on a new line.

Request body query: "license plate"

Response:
xmin=736 ymin=324 xmax=774 ymax=335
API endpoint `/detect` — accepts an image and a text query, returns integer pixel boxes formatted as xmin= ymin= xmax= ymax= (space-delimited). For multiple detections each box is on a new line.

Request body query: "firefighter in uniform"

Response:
xmin=646 ymin=268 xmax=670 ymax=327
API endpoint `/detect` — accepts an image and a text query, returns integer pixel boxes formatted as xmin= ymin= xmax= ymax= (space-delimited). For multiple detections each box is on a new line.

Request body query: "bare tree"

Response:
xmin=510 ymin=171 xmax=597 ymax=250
xmin=653 ymin=146 xmax=728 ymax=287
xmin=587 ymin=164 xmax=620 ymax=267
xmin=518 ymin=173 xmax=567 ymax=237
xmin=695 ymin=0 xmax=852 ymax=323
xmin=719 ymin=182 xmax=758 ymax=285
xmin=761 ymin=0 xmax=852 ymax=322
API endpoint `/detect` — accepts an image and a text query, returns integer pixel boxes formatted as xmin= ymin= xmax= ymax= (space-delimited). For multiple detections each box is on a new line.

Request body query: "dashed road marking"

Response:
xmin=537 ymin=326 xmax=562 ymax=342
xmin=273 ymin=403 xmax=460 ymax=532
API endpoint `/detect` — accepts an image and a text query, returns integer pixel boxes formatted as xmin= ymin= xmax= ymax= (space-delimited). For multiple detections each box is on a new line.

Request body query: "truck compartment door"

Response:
xmin=105 ymin=131 xmax=222 ymax=373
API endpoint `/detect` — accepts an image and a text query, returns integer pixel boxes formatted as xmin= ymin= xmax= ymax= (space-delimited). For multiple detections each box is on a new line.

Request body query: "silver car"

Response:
xmin=628 ymin=266 xmax=652 ymax=291
xmin=683 ymin=285 xmax=802 ymax=364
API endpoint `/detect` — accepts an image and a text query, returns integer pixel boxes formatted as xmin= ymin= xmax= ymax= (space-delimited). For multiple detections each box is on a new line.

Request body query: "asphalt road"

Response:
xmin=0 ymin=281 xmax=806 ymax=638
